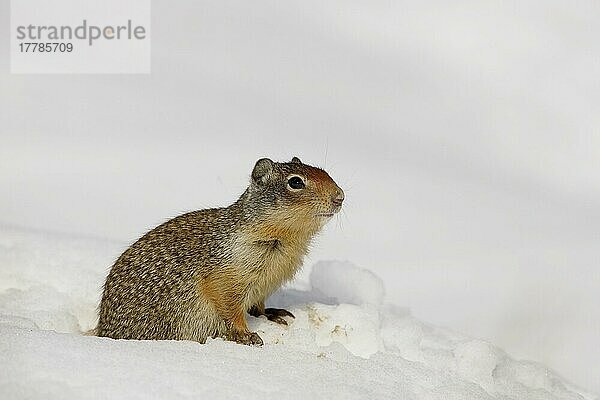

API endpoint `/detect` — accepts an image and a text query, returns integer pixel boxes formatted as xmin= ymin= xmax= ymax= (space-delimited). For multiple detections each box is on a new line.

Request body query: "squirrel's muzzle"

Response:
xmin=332 ymin=189 xmax=345 ymax=208
xmin=330 ymin=188 xmax=345 ymax=215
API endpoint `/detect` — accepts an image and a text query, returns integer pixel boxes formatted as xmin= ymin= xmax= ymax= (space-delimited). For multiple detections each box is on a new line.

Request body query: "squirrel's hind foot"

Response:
xmin=227 ymin=329 xmax=264 ymax=347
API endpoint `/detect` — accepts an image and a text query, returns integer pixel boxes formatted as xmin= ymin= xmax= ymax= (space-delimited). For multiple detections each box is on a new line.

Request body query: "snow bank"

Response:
xmin=0 ymin=226 xmax=595 ymax=400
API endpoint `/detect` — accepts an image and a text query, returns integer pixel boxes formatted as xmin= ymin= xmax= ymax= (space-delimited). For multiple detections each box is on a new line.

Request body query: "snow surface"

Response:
xmin=0 ymin=226 xmax=596 ymax=400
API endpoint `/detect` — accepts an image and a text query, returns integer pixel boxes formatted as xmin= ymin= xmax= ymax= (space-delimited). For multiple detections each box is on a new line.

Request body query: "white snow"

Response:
xmin=0 ymin=225 xmax=596 ymax=400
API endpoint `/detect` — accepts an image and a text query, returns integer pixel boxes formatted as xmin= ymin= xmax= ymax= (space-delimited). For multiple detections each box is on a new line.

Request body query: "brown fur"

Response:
xmin=96 ymin=157 xmax=343 ymax=345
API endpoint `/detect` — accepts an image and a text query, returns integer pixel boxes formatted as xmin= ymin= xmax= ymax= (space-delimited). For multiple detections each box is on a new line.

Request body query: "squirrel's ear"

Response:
xmin=291 ymin=156 xmax=302 ymax=164
xmin=252 ymin=158 xmax=275 ymax=185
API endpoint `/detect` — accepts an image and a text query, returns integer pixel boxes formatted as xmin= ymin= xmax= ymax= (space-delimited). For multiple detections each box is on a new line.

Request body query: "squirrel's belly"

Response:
xmin=232 ymin=229 xmax=310 ymax=294
xmin=242 ymin=248 xmax=305 ymax=309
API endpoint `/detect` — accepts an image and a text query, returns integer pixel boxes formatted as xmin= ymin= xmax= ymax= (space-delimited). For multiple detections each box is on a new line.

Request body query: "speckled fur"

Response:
xmin=96 ymin=157 xmax=343 ymax=344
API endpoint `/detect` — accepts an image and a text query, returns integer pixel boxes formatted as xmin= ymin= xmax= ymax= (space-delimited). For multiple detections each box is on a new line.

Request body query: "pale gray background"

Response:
xmin=1 ymin=0 xmax=598 ymax=393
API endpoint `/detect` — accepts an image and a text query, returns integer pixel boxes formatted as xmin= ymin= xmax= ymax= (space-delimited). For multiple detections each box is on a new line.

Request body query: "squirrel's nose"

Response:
xmin=332 ymin=189 xmax=345 ymax=207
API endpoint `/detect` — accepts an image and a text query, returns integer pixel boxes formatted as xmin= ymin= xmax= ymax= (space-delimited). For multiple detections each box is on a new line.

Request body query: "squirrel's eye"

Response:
xmin=287 ymin=176 xmax=305 ymax=190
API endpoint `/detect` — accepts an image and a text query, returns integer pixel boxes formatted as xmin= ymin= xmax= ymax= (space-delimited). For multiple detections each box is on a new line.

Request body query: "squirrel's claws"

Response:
xmin=267 ymin=315 xmax=288 ymax=325
xmin=265 ymin=308 xmax=295 ymax=319
xmin=263 ymin=308 xmax=295 ymax=325
xmin=226 ymin=330 xmax=264 ymax=346
xmin=247 ymin=332 xmax=264 ymax=346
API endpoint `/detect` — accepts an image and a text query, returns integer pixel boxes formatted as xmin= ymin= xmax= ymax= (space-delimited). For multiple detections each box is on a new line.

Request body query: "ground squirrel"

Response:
xmin=96 ymin=157 xmax=344 ymax=346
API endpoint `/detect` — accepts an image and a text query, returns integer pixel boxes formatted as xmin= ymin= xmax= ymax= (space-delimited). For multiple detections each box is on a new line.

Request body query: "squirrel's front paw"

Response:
xmin=264 ymin=308 xmax=295 ymax=325
xmin=227 ymin=329 xmax=264 ymax=347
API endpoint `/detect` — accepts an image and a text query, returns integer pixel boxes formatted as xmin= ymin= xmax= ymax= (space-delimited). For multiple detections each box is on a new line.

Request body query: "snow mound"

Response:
xmin=310 ymin=260 xmax=385 ymax=306
xmin=0 ymin=226 xmax=596 ymax=400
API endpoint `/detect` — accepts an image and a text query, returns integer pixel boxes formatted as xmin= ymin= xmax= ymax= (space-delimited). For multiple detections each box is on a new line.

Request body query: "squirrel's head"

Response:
xmin=245 ymin=157 xmax=344 ymax=236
